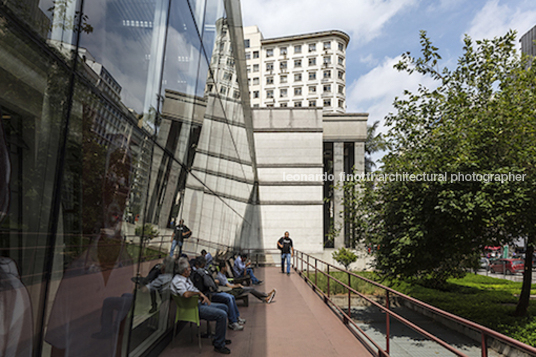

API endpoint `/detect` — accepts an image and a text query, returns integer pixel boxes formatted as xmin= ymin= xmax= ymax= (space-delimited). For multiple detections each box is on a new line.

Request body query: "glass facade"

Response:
xmin=0 ymin=0 xmax=259 ymax=356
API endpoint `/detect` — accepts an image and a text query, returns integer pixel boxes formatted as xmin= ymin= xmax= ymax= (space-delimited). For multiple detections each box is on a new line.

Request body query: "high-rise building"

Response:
xmin=521 ymin=24 xmax=536 ymax=57
xmin=244 ymin=26 xmax=349 ymax=112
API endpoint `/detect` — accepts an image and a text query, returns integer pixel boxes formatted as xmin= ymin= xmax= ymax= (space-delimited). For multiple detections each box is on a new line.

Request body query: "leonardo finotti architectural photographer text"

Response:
xmin=283 ymin=172 xmax=527 ymax=183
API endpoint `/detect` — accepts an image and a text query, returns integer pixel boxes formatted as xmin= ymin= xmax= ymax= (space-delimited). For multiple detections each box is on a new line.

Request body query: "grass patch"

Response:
xmin=306 ymin=270 xmax=536 ymax=347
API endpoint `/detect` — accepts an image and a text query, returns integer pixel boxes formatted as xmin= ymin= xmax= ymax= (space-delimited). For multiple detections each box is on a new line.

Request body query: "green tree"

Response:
xmin=365 ymin=120 xmax=387 ymax=173
xmin=351 ymin=30 xmax=536 ymax=315
xmin=332 ymin=247 xmax=358 ymax=271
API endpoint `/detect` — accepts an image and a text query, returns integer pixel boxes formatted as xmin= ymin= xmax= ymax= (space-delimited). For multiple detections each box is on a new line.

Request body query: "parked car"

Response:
xmin=489 ymin=259 xmax=524 ymax=274
xmin=480 ymin=258 xmax=490 ymax=271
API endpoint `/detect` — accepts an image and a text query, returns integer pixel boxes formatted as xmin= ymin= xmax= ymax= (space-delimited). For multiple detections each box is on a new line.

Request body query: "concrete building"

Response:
xmin=244 ymin=26 xmax=367 ymax=250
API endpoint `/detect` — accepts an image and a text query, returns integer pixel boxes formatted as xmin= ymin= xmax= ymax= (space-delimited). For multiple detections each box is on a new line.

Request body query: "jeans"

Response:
xmin=169 ymin=240 xmax=182 ymax=257
xmin=281 ymin=253 xmax=291 ymax=273
xmin=211 ymin=292 xmax=240 ymax=323
xmin=242 ymin=286 xmax=268 ymax=300
xmin=198 ymin=301 xmax=228 ymax=349
xmin=246 ymin=267 xmax=259 ymax=284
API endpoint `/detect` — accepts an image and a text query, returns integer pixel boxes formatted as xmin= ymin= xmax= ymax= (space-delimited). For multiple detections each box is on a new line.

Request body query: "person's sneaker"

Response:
xmin=267 ymin=290 xmax=276 ymax=303
xmin=238 ymin=317 xmax=246 ymax=325
xmin=271 ymin=288 xmax=277 ymax=299
xmin=214 ymin=346 xmax=231 ymax=354
xmin=228 ymin=322 xmax=244 ymax=331
xmin=287 ymin=272 xmax=290 ymax=276
xmin=254 ymin=280 xmax=263 ymax=285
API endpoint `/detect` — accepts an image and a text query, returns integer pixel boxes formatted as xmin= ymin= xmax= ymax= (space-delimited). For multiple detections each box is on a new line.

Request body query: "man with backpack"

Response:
xmin=277 ymin=231 xmax=294 ymax=275
xmin=170 ymin=219 xmax=191 ymax=257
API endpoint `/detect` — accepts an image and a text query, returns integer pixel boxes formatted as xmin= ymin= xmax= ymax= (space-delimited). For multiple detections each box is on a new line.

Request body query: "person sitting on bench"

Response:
xmin=233 ymin=253 xmax=261 ymax=285
xmin=217 ymin=262 xmax=276 ymax=304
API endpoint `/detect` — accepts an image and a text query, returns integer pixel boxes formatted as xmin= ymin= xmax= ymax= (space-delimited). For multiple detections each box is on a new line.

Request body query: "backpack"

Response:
xmin=191 ymin=269 xmax=217 ymax=295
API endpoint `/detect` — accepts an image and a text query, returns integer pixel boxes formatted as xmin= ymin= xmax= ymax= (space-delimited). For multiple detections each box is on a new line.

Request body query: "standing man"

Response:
xmin=172 ymin=257 xmax=232 ymax=354
xmin=170 ymin=219 xmax=191 ymax=257
xmin=277 ymin=231 xmax=294 ymax=275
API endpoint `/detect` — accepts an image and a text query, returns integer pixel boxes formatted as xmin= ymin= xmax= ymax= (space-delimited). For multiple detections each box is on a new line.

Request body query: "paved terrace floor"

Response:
xmin=159 ymin=267 xmax=374 ymax=357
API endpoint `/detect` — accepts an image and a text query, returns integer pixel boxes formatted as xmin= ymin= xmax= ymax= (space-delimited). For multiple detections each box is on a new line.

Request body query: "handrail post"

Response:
xmin=327 ymin=265 xmax=330 ymax=298
xmin=482 ymin=332 xmax=487 ymax=357
xmin=301 ymin=252 xmax=303 ymax=273
xmin=315 ymin=259 xmax=317 ymax=287
xmin=348 ymin=271 xmax=351 ymax=319
xmin=307 ymin=255 xmax=310 ymax=278
xmin=386 ymin=290 xmax=390 ymax=354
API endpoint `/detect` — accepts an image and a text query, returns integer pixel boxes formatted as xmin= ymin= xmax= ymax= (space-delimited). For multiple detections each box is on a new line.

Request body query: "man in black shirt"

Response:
xmin=170 ymin=219 xmax=191 ymax=257
xmin=277 ymin=231 xmax=294 ymax=275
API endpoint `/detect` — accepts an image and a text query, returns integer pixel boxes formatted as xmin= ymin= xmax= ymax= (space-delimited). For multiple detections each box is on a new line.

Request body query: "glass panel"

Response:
xmin=0 ymin=3 xmax=76 ymax=355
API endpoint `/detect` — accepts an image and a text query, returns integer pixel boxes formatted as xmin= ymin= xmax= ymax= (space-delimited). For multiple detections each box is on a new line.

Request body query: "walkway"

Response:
xmin=159 ymin=267 xmax=374 ymax=357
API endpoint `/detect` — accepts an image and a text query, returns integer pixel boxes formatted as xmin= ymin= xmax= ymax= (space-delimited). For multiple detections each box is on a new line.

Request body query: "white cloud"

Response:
xmin=465 ymin=0 xmax=536 ymax=42
xmin=241 ymin=0 xmax=418 ymax=47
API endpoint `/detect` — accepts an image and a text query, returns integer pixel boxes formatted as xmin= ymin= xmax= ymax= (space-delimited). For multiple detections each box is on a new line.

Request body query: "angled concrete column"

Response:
xmin=333 ymin=142 xmax=345 ymax=249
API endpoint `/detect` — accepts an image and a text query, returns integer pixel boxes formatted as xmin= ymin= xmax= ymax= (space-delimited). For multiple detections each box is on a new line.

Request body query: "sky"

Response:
xmin=241 ymin=0 xmax=536 ymax=164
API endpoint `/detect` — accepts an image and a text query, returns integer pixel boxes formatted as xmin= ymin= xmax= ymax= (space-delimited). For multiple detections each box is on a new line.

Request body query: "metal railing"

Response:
xmin=293 ymin=250 xmax=536 ymax=357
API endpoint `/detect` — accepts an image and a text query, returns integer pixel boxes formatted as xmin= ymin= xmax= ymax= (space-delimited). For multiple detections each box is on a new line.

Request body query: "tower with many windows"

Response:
xmin=244 ymin=26 xmax=348 ymax=113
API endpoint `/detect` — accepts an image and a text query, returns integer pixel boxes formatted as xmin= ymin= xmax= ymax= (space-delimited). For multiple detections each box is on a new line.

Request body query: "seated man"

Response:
xmin=140 ymin=257 xmax=174 ymax=313
xmin=192 ymin=257 xmax=245 ymax=331
xmin=217 ymin=262 xmax=276 ymax=303
xmin=233 ymin=253 xmax=261 ymax=285
xmin=201 ymin=249 xmax=213 ymax=268
xmin=171 ymin=257 xmax=231 ymax=354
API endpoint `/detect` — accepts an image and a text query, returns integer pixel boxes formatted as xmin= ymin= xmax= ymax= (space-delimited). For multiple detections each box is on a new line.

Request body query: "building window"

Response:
xmin=323 ymin=70 xmax=331 ymax=79
xmin=323 ymin=41 xmax=331 ymax=50
xmin=280 ymin=88 xmax=288 ymax=97
xmin=233 ymin=90 xmax=240 ymax=99
xmin=323 ymin=84 xmax=331 ymax=92
xmin=280 ymin=61 xmax=287 ymax=70
xmin=253 ymin=90 xmax=259 ymax=98
xmin=323 ymin=56 xmax=331 ymax=64
xmin=338 ymin=99 xmax=344 ymax=108
xmin=294 ymin=45 xmax=302 ymax=54
xmin=338 ymin=56 xmax=344 ymax=65
xmin=338 ymin=85 xmax=344 ymax=94
xmin=253 ymin=64 xmax=259 ymax=72
xmin=309 ymin=71 xmax=316 ymax=80
xmin=280 ymin=75 xmax=287 ymax=83
xmin=266 ymin=90 xmax=274 ymax=99
xmin=294 ymin=101 xmax=302 ymax=107
xmin=223 ymin=72 xmax=232 ymax=81
xmin=267 ymin=103 xmax=274 ymax=107
xmin=323 ymin=99 xmax=331 ymax=107
xmin=338 ymin=42 xmax=344 ymax=51
xmin=294 ymin=73 xmax=302 ymax=82
xmin=266 ymin=63 xmax=273 ymax=71
xmin=280 ymin=102 xmax=288 ymax=107
xmin=308 ymin=57 xmax=316 ymax=66
xmin=280 ymin=47 xmax=287 ymax=55
xmin=338 ymin=70 xmax=344 ymax=80
xmin=246 ymin=52 xmax=251 ymax=60
xmin=294 ymin=59 xmax=302 ymax=67
xmin=309 ymin=86 xmax=316 ymax=93
xmin=220 ymin=86 xmax=227 ymax=95
xmin=266 ymin=48 xmax=274 ymax=57
xmin=207 ymin=84 xmax=213 ymax=92
xmin=253 ymin=104 xmax=260 ymax=107
xmin=253 ymin=51 xmax=259 ymax=58
xmin=309 ymin=100 xmax=316 ymax=107
xmin=308 ymin=43 xmax=316 ymax=52
xmin=244 ymin=39 xmax=250 ymax=48
xmin=253 ymin=77 xmax=259 ymax=85
xmin=247 ymin=66 xmax=251 ymax=73
xmin=266 ymin=77 xmax=274 ymax=85
xmin=294 ymin=87 xmax=302 ymax=96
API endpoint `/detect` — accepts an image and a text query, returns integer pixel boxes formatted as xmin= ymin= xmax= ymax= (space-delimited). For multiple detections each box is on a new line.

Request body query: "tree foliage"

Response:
xmin=332 ymin=247 xmax=358 ymax=271
xmin=365 ymin=120 xmax=387 ymax=173
xmin=346 ymin=30 xmax=536 ymax=314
